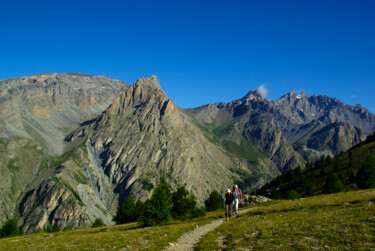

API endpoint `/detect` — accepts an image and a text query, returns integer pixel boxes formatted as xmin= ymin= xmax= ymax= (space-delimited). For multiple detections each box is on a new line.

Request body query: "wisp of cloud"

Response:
xmin=257 ymin=84 xmax=269 ymax=98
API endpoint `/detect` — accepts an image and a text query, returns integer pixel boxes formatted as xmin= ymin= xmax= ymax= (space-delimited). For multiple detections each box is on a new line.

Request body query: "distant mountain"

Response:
xmin=275 ymin=91 xmax=375 ymax=134
xmin=0 ymin=73 xmax=128 ymax=155
xmin=0 ymin=74 xmax=374 ymax=233
xmin=187 ymin=88 xmax=372 ymax=164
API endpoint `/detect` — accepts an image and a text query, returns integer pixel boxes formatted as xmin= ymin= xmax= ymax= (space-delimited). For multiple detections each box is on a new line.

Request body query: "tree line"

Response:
xmin=256 ymin=152 xmax=375 ymax=199
xmin=114 ymin=180 xmax=223 ymax=226
xmin=0 ymin=181 xmax=223 ymax=238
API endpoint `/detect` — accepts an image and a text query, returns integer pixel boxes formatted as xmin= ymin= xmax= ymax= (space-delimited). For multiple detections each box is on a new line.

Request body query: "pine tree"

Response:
xmin=114 ymin=195 xmax=136 ymax=224
xmin=52 ymin=222 xmax=60 ymax=233
xmin=0 ymin=219 xmax=22 ymax=238
xmin=357 ymin=153 xmax=375 ymax=189
xmin=91 ymin=218 xmax=105 ymax=228
xmin=138 ymin=180 xmax=172 ymax=226
xmin=171 ymin=186 xmax=205 ymax=219
xmin=285 ymin=189 xmax=299 ymax=200
xmin=323 ymin=174 xmax=346 ymax=194
xmin=204 ymin=190 xmax=222 ymax=211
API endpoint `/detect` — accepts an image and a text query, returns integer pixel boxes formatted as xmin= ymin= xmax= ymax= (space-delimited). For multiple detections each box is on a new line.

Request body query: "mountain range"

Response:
xmin=1 ymin=73 xmax=374 ymax=233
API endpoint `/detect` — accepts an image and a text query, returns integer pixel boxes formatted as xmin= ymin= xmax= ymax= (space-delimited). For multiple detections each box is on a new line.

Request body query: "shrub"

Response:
xmin=190 ymin=206 xmax=206 ymax=218
xmin=204 ymin=190 xmax=222 ymax=211
xmin=91 ymin=218 xmax=105 ymax=228
xmin=0 ymin=219 xmax=22 ymax=238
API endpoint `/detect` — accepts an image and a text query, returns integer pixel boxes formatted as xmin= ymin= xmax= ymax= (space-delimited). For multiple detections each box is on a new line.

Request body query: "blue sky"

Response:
xmin=1 ymin=0 xmax=374 ymax=112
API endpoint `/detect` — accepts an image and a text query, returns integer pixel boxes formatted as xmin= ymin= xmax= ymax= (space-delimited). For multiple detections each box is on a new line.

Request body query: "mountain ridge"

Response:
xmin=0 ymin=73 xmax=374 ymax=233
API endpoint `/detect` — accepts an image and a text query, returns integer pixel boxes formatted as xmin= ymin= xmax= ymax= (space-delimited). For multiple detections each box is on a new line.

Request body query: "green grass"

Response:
xmin=6 ymin=158 xmax=19 ymax=170
xmin=1 ymin=190 xmax=375 ymax=250
xmin=73 ymin=171 xmax=88 ymax=185
xmin=223 ymin=140 xmax=266 ymax=163
xmin=197 ymin=188 xmax=375 ymax=250
xmin=213 ymin=123 xmax=234 ymax=138
xmin=0 ymin=210 xmax=224 ymax=250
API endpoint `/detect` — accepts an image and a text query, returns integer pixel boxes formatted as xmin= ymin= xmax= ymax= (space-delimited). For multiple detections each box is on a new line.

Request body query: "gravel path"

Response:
xmin=164 ymin=208 xmax=253 ymax=251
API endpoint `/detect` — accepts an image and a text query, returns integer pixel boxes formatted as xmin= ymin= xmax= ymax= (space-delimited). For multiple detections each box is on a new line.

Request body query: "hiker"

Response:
xmin=232 ymin=185 xmax=242 ymax=215
xmin=224 ymin=189 xmax=234 ymax=220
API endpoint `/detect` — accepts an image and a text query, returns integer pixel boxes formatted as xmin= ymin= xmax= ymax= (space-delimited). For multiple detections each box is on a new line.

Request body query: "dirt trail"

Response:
xmin=164 ymin=208 xmax=253 ymax=251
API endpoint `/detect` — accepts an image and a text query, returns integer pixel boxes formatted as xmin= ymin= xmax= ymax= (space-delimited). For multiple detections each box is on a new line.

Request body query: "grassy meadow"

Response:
xmin=0 ymin=210 xmax=224 ymax=250
xmin=197 ymin=188 xmax=375 ymax=250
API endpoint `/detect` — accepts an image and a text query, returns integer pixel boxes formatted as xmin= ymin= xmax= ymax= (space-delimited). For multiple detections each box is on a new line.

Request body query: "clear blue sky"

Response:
xmin=1 ymin=0 xmax=374 ymax=112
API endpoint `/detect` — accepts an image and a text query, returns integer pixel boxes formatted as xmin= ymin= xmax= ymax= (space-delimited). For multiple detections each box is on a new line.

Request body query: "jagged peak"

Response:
xmin=106 ymin=75 xmax=174 ymax=115
xmin=278 ymin=90 xmax=308 ymax=101
xmin=242 ymin=88 xmax=264 ymax=100
xmin=133 ymin=75 xmax=161 ymax=90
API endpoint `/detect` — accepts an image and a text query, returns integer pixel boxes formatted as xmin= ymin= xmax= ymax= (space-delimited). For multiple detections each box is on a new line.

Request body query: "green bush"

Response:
xmin=190 ymin=206 xmax=206 ymax=218
xmin=91 ymin=218 xmax=105 ymax=228
xmin=204 ymin=190 xmax=222 ymax=211
xmin=0 ymin=219 xmax=22 ymax=238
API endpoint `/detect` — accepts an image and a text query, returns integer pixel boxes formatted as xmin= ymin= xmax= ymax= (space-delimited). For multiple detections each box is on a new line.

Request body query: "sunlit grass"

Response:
xmin=0 ymin=210 xmax=224 ymax=250
xmin=197 ymin=189 xmax=375 ymax=250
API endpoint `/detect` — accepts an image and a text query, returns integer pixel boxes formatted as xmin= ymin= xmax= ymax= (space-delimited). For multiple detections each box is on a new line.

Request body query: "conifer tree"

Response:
xmin=357 ymin=153 xmax=375 ymax=189
xmin=204 ymin=190 xmax=222 ymax=211
xmin=139 ymin=180 xmax=172 ymax=226
xmin=0 ymin=219 xmax=22 ymax=238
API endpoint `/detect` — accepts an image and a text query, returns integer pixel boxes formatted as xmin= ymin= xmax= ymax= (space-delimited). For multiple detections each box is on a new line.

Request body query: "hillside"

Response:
xmin=257 ymin=132 xmax=375 ymax=198
xmin=1 ymin=188 xmax=374 ymax=250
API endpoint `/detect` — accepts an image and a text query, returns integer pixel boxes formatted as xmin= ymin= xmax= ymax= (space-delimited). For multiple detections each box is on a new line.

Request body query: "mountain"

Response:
xmin=66 ymin=75 xmax=279 ymax=205
xmin=187 ymin=88 xmax=372 ymax=164
xmin=1 ymin=73 xmax=374 ymax=233
xmin=0 ymin=73 xmax=128 ymax=232
xmin=275 ymin=91 xmax=375 ymax=134
xmin=0 ymin=73 xmax=128 ymax=154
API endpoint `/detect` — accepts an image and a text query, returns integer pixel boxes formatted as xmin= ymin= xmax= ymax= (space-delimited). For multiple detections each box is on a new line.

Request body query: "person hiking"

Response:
xmin=224 ymin=189 xmax=234 ymax=220
xmin=232 ymin=185 xmax=242 ymax=215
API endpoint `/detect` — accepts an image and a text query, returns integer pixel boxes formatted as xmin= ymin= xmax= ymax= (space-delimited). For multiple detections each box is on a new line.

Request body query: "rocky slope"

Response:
xmin=0 ymin=73 xmax=128 ymax=154
xmin=187 ymin=88 xmax=371 ymax=163
xmin=275 ymin=91 xmax=375 ymax=134
xmin=0 ymin=73 xmax=128 ymax=230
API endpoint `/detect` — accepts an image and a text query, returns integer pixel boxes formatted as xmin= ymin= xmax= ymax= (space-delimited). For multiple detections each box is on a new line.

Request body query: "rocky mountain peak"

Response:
xmin=242 ymin=88 xmax=265 ymax=100
xmin=106 ymin=75 xmax=174 ymax=116
xmin=277 ymin=91 xmax=308 ymax=105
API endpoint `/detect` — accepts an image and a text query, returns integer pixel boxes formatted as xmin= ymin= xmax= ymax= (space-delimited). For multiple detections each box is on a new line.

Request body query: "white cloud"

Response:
xmin=257 ymin=84 xmax=269 ymax=98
